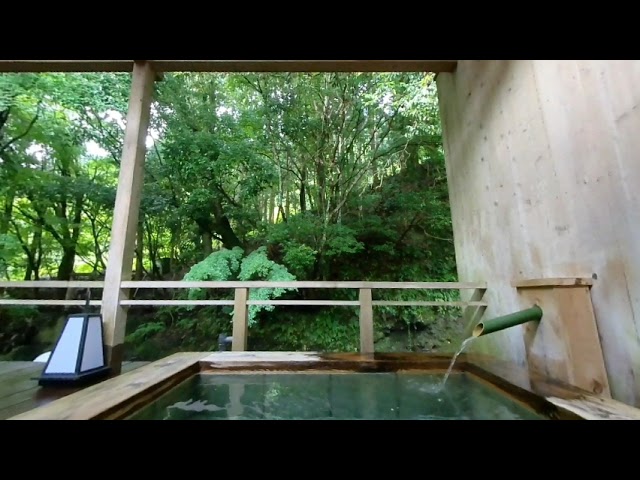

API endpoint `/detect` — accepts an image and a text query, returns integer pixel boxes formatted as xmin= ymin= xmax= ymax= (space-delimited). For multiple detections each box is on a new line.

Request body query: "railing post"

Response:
xmin=359 ymin=288 xmax=374 ymax=354
xmin=462 ymin=287 xmax=487 ymax=338
xmin=232 ymin=288 xmax=248 ymax=351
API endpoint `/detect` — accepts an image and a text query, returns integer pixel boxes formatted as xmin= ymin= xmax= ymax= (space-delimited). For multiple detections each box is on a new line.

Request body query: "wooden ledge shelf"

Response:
xmin=513 ymin=276 xmax=609 ymax=398
xmin=545 ymin=395 xmax=640 ymax=420
xmin=512 ymin=277 xmax=594 ymax=289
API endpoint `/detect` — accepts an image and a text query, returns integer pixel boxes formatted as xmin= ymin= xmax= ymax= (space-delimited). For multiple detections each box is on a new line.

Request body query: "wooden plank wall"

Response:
xmin=437 ymin=60 xmax=640 ymax=406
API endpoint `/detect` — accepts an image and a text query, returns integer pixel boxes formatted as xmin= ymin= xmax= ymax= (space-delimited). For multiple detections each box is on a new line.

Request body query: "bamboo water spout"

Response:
xmin=472 ymin=305 xmax=543 ymax=337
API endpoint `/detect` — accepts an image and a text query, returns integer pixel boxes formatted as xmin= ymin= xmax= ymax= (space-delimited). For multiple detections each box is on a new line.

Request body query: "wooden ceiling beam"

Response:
xmin=0 ymin=60 xmax=457 ymax=73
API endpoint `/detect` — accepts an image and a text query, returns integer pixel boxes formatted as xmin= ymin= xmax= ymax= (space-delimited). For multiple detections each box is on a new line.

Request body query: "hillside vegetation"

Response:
xmin=0 ymin=71 xmax=462 ymax=361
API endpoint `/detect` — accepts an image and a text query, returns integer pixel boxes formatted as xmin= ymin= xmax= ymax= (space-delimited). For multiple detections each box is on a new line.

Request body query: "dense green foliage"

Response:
xmin=183 ymin=246 xmax=297 ymax=325
xmin=0 ymin=71 xmax=461 ymax=361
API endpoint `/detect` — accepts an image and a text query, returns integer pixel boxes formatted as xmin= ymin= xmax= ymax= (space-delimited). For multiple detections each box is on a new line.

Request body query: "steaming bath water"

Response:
xmin=127 ymin=371 xmax=546 ymax=420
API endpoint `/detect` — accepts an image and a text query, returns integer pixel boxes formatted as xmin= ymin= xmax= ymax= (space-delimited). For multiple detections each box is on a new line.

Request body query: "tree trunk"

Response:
xmin=88 ymin=214 xmax=106 ymax=274
xmin=268 ymin=191 xmax=275 ymax=224
xmin=285 ymin=188 xmax=290 ymax=219
xmin=170 ymin=224 xmax=179 ymax=266
xmin=212 ymin=199 xmax=243 ymax=250
xmin=202 ymin=231 xmax=213 ymax=257
xmin=405 ymin=142 xmax=420 ymax=174
xmin=57 ymin=246 xmax=76 ymax=281
xmin=0 ymin=191 xmax=14 ymax=236
xmin=215 ymin=217 xmax=243 ymax=250
xmin=316 ymin=162 xmax=326 ymax=216
xmin=299 ymin=167 xmax=307 ymax=213
xmin=24 ymin=225 xmax=42 ymax=280
xmin=23 ymin=257 xmax=35 ymax=281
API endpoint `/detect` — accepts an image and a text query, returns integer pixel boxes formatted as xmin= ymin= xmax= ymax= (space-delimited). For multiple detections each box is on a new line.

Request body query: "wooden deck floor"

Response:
xmin=0 ymin=361 xmax=148 ymax=420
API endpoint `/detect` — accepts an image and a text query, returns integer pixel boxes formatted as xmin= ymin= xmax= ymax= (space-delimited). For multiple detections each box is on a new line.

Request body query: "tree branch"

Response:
xmin=15 ymin=203 xmax=64 ymax=245
xmin=419 ymin=225 xmax=454 ymax=244
xmin=0 ymin=102 xmax=42 ymax=155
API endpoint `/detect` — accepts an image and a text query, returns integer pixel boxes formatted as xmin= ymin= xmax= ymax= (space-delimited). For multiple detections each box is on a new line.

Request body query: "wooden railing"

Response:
xmin=0 ymin=280 xmax=488 ymax=353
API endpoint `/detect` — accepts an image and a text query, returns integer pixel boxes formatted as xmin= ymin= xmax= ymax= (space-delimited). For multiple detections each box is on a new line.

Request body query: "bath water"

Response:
xmin=127 ymin=370 xmax=545 ymax=420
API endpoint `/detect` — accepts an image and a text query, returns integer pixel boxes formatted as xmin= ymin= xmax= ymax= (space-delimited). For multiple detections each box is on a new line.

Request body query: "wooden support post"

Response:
xmin=101 ymin=61 xmax=155 ymax=374
xmin=359 ymin=288 xmax=374 ymax=354
xmin=232 ymin=288 xmax=249 ymax=351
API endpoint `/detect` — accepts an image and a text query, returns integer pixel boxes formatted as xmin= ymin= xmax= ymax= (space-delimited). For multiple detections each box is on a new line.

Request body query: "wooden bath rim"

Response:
xmin=8 ymin=352 xmax=640 ymax=420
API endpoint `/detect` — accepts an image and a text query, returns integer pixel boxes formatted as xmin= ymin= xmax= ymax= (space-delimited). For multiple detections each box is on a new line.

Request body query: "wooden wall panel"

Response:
xmin=437 ymin=60 xmax=640 ymax=406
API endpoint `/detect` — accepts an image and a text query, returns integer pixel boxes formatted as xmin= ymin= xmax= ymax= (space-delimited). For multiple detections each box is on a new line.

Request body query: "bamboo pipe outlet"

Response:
xmin=472 ymin=305 xmax=543 ymax=337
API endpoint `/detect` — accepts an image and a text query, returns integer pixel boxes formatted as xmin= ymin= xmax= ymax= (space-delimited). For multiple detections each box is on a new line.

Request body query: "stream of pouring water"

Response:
xmin=440 ymin=337 xmax=475 ymax=389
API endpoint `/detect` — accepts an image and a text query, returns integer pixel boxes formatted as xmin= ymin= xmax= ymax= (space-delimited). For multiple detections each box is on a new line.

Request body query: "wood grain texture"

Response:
xmin=232 ymin=289 xmax=248 ymax=351
xmin=7 ymin=354 xmax=205 ymax=420
xmin=0 ymin=299 xmax=485 ymax=307
xmin=359 ymin=289 xmax=374 ymax=353
xmin=100 ymin=61 xmax=155 ymax=372
xmin=463 ymin=356 xmax=640 ymax=419
xmin=0 ymin=362 xmax=147 ymax=420
xmin=546 ymin=396 xmax=640 ymax=420
xmin=201 ymin=352 xmax=323 ymax=364
xmin=513 ymin=278 xmax=594 ymax=288
xmin=5 ymin=353 xmax=640 ymax=420
xmin=0 ymin=281 xmax=104 ymax=288
xmin=0 ymin=362 xmax=39 ymax=376
xmin=117 ymin=300 xmax=487 ymax=307
xmin=120 ymin=280 xmax=487 ymax=289
xmin=519 ymin=286 xmax=611 ymax=397
xmin=0 ymin=300 xmax=103 ymax=306
xmin=437 ymin=60 xmax=640 ymax=406
xmin=0 ymin=280 xmax=487 ymax=291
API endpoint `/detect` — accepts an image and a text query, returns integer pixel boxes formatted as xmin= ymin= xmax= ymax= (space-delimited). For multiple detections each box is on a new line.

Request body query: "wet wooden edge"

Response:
xmin=97 ymin=364 xmax=201 ymax=420
xmin=190 ymin=352 xmax=578 ymax=419
xmin=11 ymin=351 xmax=635 ymax=420
xmin=195 ymin=353 xmax=574 ymax=419
xmin=460 ymin=362 xmax=583 ymax=420
xmin=197 ymin=352 xmax=462 ymax=376
xmin=462 ymin=354 xmax=640 ymax=420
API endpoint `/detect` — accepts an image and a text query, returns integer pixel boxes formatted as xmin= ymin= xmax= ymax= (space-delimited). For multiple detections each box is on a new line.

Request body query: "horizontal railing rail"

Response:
xmin=0 ymin=280 xmax=486 ymax=290
xmin=0 ymin=281 xmax=105 ymax=288
xmin=120 ymin=280 xmax=485 ymax=289
xmin=0 ymin=280 xmax=488 ymax=353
